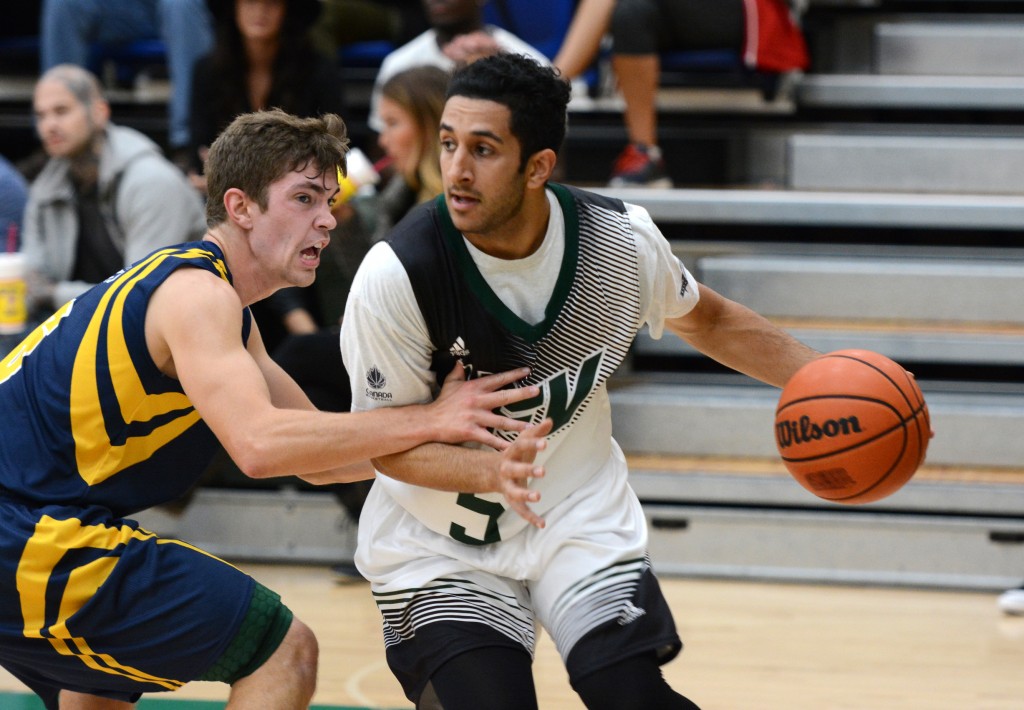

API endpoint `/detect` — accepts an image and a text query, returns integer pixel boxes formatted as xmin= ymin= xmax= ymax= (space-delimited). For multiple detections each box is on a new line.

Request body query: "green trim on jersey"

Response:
xmin=433 ymin=183 xmax=581 ymax=343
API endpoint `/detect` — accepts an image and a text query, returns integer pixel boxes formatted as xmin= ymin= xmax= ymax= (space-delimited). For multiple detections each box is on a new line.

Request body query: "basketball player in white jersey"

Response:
xmin=340 ymin=53 xmax=819 ymax=709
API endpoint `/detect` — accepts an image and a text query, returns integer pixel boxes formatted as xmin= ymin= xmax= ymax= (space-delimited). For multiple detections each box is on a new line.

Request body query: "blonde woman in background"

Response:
xmin=372 ymin=64 xmax=449 ymax=229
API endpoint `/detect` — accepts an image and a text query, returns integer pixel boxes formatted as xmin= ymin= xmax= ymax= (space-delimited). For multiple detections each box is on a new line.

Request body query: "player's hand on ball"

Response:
xmin=497 ymin=418 xmax=553 ymax=529
xmin=430 ymin=361 xmax=540 ymax=450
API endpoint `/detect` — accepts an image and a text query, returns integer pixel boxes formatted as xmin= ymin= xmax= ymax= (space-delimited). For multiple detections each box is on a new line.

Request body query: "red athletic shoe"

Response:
xmin=608 ymin=143 xmax=673 ymax=188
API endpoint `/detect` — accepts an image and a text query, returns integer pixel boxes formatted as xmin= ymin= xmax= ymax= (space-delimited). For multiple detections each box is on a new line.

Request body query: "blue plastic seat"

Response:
xmin=338 ymin=40 xmax=395 ymax=69
xmin=90 ymin=37 xmax=167 ymax=85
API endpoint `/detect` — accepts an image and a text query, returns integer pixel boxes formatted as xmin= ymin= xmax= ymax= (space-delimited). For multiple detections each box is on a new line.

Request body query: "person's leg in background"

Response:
xmin=607 ymin=0 xmax=667 ymax=187
xmin=157 ymin=0 xmax=214 ymax=154
xmin=40 ymin=0 xmax=159 ymax=70
xmin=608 ymin=0 xmax=744 ymax=188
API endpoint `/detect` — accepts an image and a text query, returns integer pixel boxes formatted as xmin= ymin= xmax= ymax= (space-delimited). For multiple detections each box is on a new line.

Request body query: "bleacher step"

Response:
xmin=608 ymin=378 xmax=1024 ymax=468
xmin=634 ymin=324 xmax=1024 ymax=368
xmin=788 ymin=134 xmax=1024 ymax=193
xmin=796 ymin=73 xmax=1024 ymax=109
xmin=589 ymin=186 xmax=1024 ymax=229
xmin=876 ymin=21 xmax=1024 ymax=76
xmin=698 ymin=252 xmax=1024 ymax=323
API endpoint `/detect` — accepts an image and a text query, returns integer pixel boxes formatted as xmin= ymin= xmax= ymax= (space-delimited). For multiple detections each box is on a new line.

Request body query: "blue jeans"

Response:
xmin=41 ymin=0 xmax=214 ymax=149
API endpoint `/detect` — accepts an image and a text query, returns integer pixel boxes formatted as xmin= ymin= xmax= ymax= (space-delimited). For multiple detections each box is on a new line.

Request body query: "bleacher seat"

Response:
xmin=338 ymin=40 xmax=395 ymax=69
xmin=90 ymin=38 xmax=167 ymax=87
xmin=482 ymin=0 xmax=575 ymax=61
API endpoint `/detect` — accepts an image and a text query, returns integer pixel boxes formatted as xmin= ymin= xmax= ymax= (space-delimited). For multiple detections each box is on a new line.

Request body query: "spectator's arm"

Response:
xmin=553 ymin=0 xmax=615 ymax=80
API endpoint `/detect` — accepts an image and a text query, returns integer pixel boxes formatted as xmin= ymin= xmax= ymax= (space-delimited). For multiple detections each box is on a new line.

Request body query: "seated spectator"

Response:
xmin=367 ymin=0 xmax=551 ymax=133
xmin=0 ymin=155 xmax=28 ymax=249
xmin=40 ymin=0 xmax=214 ymax=163
xmin=607 ymin=0 xmax=809 ymax=187
xmin=22 ymin=65 xmax=206 ymax=317
xmin=187 ymin=0 xmax=348 ymax=350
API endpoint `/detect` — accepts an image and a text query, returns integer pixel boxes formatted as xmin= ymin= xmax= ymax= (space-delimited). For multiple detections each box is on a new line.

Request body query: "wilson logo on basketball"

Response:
xmin=776 ymin=414 xmax=864 ymax=449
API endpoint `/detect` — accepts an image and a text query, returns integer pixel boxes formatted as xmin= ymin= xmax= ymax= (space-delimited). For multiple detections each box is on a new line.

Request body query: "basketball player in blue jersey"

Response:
xmin=0 ymin=108 xmax=550 ymax=710
xmin=339 ymin=53 xmax=822 ymax=709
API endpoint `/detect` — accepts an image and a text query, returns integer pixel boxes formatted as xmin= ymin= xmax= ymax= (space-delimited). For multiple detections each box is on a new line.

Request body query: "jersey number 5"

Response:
xmin=450 ymin=493 xmax=504 ymax=545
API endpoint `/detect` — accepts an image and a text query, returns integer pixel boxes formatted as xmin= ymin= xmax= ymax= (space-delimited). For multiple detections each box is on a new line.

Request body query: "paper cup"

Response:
xmin=0 ymin=252 xmax=27 ymax=334
xmin=337 ymin=148 xmax=381 ymax=203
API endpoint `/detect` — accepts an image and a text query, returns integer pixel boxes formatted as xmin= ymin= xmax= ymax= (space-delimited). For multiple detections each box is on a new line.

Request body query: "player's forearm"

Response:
xmin=229 ymin=405 xmax=436 ymax=480
xmin=553 ymin=0 xmax=614 ymax=79
xmin=681 ymin=317 xmax=818 ymax=388
xmin=372 ymin=442 xmax=500 ymax=493
xmin=668 ymin=288 xmax=819 ymax=388
xmin=298 ymin=459 xmax=376 ymax=485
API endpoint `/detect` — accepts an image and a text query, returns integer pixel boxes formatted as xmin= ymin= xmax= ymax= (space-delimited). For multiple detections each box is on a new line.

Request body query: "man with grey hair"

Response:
xmin=22 ymin=64 xmax=206 ymax=318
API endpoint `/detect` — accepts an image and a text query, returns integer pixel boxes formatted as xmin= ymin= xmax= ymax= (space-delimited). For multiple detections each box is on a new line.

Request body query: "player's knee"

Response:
xmin=279 ymin=618 xmax=319 ymax=690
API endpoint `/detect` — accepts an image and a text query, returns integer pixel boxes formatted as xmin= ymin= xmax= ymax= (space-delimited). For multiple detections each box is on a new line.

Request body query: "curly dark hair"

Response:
xmin=446 ymin=53 xmax=571 ymax=171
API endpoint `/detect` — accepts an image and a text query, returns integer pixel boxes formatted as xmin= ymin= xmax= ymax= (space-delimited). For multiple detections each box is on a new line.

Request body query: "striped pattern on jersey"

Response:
xmin=547 ymin=556 xmax=650 ymax=659
xmin=373 ymin=577 xmax=536 ymax=653
xmin=391 ymin=183 xmax=642 ymax=440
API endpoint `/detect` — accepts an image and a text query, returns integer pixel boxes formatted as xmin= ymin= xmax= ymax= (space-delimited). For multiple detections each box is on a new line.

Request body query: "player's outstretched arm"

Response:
xmin=147 ymin=269 xmax=540 ymax=481
xmin=666 ymin=282 xmax=819 ymax=388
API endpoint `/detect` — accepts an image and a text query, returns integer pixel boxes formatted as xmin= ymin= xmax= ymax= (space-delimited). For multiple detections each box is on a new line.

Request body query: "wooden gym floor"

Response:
xmin=1 ymin=562 xmax=1023 ymax=709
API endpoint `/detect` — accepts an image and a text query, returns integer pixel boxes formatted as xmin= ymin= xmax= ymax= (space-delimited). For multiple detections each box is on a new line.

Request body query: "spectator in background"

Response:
xmin=187 ymin=0 xmax=346 ymax=352
xmin=0 ymin=155 xmax=28 ymax=249
xmin=367 ymin=0 xmax=550 ymax=133
xmin=372 ymin=66 xmax=447 ymax=221
xmin=40 ymin=0 xmax=214 ymax=163
xmin=552 ymin=0 xmax=617 ymax=84
xmin=22 ymin=65 xmax=205 ymax=317
xmin=607 ymin=0 xmax=809 ymax=187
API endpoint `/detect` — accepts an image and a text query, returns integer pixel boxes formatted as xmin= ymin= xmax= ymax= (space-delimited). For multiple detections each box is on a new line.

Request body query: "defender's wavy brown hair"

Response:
xmin=204 ymin=109 xmax=349 ymax=228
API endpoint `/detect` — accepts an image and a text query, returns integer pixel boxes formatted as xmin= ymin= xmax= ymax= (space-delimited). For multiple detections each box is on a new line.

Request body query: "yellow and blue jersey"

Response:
xmin=0 ymin=241 xmax=261 ymax=707
xmin=0 ymin=240 xmax=250 ymax=516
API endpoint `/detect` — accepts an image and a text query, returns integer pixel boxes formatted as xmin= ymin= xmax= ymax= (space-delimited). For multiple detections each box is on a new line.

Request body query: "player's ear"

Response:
xmin=223 ymin=187 xmax=254 ymax=230
xmin=525 ymin=148 xmax=556 ymax=189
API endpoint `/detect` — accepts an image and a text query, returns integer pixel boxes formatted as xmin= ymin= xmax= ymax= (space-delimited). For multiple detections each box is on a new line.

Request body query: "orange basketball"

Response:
xmin=775 ymin=349 xmax=931 ymax=504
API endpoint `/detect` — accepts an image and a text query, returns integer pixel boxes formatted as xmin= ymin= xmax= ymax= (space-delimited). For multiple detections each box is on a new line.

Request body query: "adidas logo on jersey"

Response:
xmin=448 ymin=337 xmax=470 ymax=358
xmin=616 ymin=601 xmax=647 ymax=626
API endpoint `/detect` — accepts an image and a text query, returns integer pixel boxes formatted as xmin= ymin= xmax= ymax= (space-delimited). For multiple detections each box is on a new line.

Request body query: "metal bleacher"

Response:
xmin=580 ymin=0 xmax=1024 ymax=590
xmin=3 ymin=0 xmax=1022 ymax=589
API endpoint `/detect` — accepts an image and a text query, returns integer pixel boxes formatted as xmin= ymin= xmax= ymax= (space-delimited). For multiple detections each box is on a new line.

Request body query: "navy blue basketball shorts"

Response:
xmin=0 ymin=500 xmax=293 ymax=708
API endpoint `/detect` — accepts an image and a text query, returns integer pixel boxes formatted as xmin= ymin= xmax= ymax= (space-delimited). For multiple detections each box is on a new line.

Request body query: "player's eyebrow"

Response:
xmin=440 ymin=122 xmax=505 ymax=144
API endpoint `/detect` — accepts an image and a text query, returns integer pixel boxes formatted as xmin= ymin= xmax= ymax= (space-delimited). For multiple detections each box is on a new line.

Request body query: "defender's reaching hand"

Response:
xmin=428 ymin=361 xmax=539 ymax=450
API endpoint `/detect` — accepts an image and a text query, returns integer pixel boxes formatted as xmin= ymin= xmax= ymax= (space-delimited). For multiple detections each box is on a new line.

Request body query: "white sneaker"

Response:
xmin=998 ymin=586 xmax=1024 ymax=615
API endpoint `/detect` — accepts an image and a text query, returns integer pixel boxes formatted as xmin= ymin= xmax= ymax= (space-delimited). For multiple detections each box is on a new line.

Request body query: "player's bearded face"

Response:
xmin=439 ymin=98 xmax=529 ymax=239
